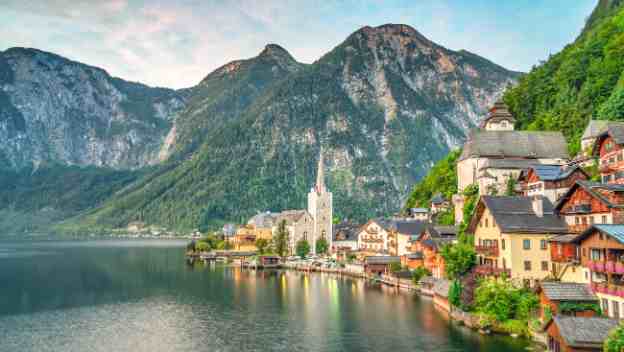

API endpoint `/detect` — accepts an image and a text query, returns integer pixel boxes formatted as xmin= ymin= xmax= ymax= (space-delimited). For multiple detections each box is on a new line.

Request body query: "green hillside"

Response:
xmin=504 ymin=0 xmax=624 ymax=155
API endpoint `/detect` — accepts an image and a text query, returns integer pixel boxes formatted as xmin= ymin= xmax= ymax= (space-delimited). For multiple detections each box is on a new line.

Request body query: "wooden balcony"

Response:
xmin=475 ymin=245 xmax=499 ymax=257
xmin=474 ymin=265 xmax=510 ymax=277
xmin=551 ymin=253 xmax=579 ymax=263
xmin=592 ymin=282 xmax=624 ymax=298
xmin=587 ymin=260 xmax=624 ymax=274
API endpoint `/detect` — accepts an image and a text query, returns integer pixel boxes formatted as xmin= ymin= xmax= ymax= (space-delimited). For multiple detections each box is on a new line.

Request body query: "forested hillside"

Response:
xmin=504 ymin=0 xmax=624 ymax=154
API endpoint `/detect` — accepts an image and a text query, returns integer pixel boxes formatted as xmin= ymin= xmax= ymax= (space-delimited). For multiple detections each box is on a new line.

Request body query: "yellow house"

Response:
xmin=468 ymin=195 xmax=569 ymax=287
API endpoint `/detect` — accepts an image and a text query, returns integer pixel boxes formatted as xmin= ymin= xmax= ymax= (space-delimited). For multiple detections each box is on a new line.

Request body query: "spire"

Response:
xmin=316 ymin=146 xmax=325 ymax=193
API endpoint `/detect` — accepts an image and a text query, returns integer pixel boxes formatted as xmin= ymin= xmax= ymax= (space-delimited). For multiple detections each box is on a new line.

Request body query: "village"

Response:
xmin=186 ymin=101 xmax=624 ymax=352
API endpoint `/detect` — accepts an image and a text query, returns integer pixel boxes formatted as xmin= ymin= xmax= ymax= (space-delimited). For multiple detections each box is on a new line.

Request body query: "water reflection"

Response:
xmin=0 ymin=240 xmax=531 ymax=352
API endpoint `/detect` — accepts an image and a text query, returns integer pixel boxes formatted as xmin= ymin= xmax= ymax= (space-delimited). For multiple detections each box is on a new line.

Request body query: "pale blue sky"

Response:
xmin=0 ymin=0 xmax=597 ymax=89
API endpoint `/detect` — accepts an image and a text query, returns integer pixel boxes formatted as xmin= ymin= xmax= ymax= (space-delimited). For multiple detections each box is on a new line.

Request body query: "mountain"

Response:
xmin=71 ymin=24 xmax=520 ymax=232
xmin=503 ymin=0 xmax=624 ymax=154
xmin=0 ymin=47 xmax=190 ymax=170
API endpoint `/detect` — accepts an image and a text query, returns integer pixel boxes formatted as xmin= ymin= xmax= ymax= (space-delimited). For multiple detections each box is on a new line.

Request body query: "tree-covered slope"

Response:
xmin=504 ymin=0 xmax=624 ymax=154
xmin=73 ymin=24 xmax=519 ymax=232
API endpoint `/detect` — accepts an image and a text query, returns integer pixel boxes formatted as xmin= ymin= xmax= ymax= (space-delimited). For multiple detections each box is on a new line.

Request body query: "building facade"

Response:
xmin=517 ymin=164 xmax=589 ymax=205
xmin=555 ymin=181 xmax=624 ymax=233
xmin=307 ymin=149 xmax=333 ymax=254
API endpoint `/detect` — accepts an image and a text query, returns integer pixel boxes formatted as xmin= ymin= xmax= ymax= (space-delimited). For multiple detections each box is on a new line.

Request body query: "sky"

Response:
xmin=0 ymin=0 xmax=597 ymax=89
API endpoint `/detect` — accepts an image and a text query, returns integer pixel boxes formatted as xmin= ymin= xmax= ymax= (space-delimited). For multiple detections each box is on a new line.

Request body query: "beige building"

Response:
xmin=469 ymin=195 xmax=568 ymax=287
xmin=357 ymin=219 xmax=391 ymax=254
xmin=454 ymin=100 xmax=569 ymax=223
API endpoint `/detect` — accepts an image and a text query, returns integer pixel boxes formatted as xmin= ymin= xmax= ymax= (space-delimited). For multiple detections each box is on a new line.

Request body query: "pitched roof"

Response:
xmin=538 ymin=282 xmax=597 ymax=302
xmin=431 ymin=193 xmax=446 ymax=204
xmin=459 ymin=130 xmax=569 ymax=161
xmin=550 ymin=316 xmax=618 ymax=349
xmin=470 ymin=196 xmax=568 ymax=234
xmin=575 ymin=224 xmax=624 ymax=245
xmin=406 ymin=252 xmax=423 ymax=260
xmin=273 ymin=210 xmax=310 ymax=225
xmin=430 ymin=225 xmax=458 ymax=237
xmin=581 ymin=120 xmax=610 ymax=140
xmin=549 ymin=234 xmax=580 ymax=243
xmin=364 ymin=256 xmax=401 ymax=265
xmin=480 ymin=100 xmax=516 ymax=127
xmin=520 ymin=164 xmax=586 ymax=182
xmin=555 ymin=180 xmax=624 ymax=212
xmin=410 ymin=208 xmax=429 ymax=214
xmin=247 ymin=212 xmax=277 ymax=228
xmin=479 ymin=158 xmax=541 ymax=171
xmin=383 ymin=220 xmax=429 ymax=235
xmin=333 ymin=222 xmax=360 ymax=242
xmin=592 ymin=122 xmax=624 ymax=155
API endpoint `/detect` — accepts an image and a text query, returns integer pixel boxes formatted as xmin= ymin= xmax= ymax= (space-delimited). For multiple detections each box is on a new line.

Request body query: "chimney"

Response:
xmin=532 ymin=195 xmax=544 ymax=218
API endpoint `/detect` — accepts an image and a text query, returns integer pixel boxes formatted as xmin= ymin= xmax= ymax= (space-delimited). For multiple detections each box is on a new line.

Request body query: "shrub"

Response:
xmin=411 ymin=267 xmax=431 ymax=284
xmin=604 ymin=321 xmax=624 ymax=352
xmin=449 ymin=279 xmax=462 ymax=308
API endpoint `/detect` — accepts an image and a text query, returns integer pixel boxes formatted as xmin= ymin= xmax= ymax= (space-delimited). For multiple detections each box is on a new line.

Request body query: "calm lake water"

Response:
xmin=0 ymin=239 xmax=531 ymax=352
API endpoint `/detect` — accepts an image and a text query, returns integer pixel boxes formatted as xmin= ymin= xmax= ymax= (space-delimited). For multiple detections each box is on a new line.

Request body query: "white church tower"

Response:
xmin=308 ymin=147 xmax=333 ymax=254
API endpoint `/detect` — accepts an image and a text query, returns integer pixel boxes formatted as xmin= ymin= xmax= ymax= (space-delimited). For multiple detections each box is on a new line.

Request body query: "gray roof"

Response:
xmin=410 ymin=208 xmax=429 ymax=214
xmin=539 ymin=282 xmax=597 ymax=302
xmin=520 ymin=164 xmax=585 ymax=182
xmin=431 ymin=193 xmax=446 ymax=204
xmin=472 ymin=196 xmax=568 ymax=234
xmin=576 ymin=224 xmax=624 ymax=245
xmin=549 ymin=234 xmax=579 ymax=243
xmin=581 ymin=120 xmax=611 ymax=140
xmin=333 ymin=222 xmax=360 ymax=242
xmin=389 ymin=220 xmax=429 ymax=235
xmin=247 ymin=212 xmax=277 ymax=228
xmin=479 ymin=158 xmax=543 ymax=171
xmin=480 ymin=100 xmax=516 ymax=127
xmin=459 ymin=130 xmax=569 ymax=161
xmin=273 ymin=210 xmax=310 ymax=225
xmin=592 ymin=122 xmax=624 ymax=155
xmin=551 ymin=316 xmax=618 ymax=348
xmin=555 ymin=180 xmax=624 ymax=212
xmin=430 ymin=225 xmax=458 ymax=237
xmin=406 ymin=252 xmax=423 ymax=260
xmin=364 ymin=256 xmax=401 ymax=265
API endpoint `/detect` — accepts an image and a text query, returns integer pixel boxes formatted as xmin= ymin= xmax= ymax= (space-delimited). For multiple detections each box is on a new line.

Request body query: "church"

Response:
xmin=245 ymin=148 xmax=333 ymax=255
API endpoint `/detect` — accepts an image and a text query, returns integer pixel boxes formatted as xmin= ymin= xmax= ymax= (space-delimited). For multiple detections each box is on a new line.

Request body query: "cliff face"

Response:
xmin=0 ymin=48 xmax=189 ymax=170
xmin=80 ymin=24 xmax=520 ymax=230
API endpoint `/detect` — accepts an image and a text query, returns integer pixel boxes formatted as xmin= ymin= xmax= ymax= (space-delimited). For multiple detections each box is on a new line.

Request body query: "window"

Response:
xmin=524 ymin=261 xmax=532 ymax=271
xmin=541 ymin=261 xmax=549 ymax=271
xmin=590 ymin=216 xmax=595 ymax=224
xmin=599 ymin=233 xmax=604 ymax=240
xmin=603 ymin=215 xmax=608 ymax=224
xmin=603 ymin=299 xmax=610 ymax=316
xmin=485 ymin=218 xmax=489 ymax=227
xmin=502 ymin=258 xmax=506 ymax=269
xmin=614 ymin=301 xmax=620 ymax=319
xmin=582 ymin=217 xmax=587 ymax=225
xmin=540 ymin=239 xmax=547 ymax=250
xmin=582 ymin=248 xmax=587 ymax=257
xmin=575 ymin=217 xmax=580 ymax=225
xmin=501 ymin=239 xmax=505 ymax=250
xmin=523 ymin=239 xmax=531 ymax=250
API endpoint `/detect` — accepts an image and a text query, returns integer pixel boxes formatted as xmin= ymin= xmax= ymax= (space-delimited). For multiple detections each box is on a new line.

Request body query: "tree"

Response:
xmin=449 ymin=279 xmax=462 ymax=308
xmin=389 ymin=261 xmax=402 ymax=273
xmin=195 ymin=241 xmax=210 ymax=252
xmin=604 ymin=321 xmax=624 ymax=352
xmin=440 ymin=242 xmax=476 ymax=279
xmin=316 ymin=236 xmax=329 ymax=255
xmin=255 ymin=238 xmax=270 ymax=255
xmin=273 ymin=220 xmax=289 ymax=257
xmin=505 ymin=177 xmax=517 ymax=196
xmin=296 ymin=239 xmax=311 ymax=258
xmin=411 ymin=267 xmax=431 ymax=284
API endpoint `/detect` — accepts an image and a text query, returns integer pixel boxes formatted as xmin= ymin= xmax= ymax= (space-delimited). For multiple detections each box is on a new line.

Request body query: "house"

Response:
xmin=430 ymin=194 xmax=450 ymax=214
xmin=545 ymin=316 xmax=618 ymax=352
xmin=549 ymin=234 xmax=587 ymax=284
xmin=537 ymin=282 xmax=598 ymax=321
xmin=332 ymin=221 xmax=359 ymax=252
xmin=387 ymin=220 xmax=429 ymax=257
xmin=469 ymin=195 xmax=568 ymax=287
xmin=581 ymin=120 xmax=611 ymax=155
xmin=454 ymin=100 xmax=569 ymax=223
xmin=402 ymin=252 xmax=424 ymax=270
xmin=555 ymin=181 xmax=624 ymax=233
xmin=517 ymin=164 xmax=589 ymax=204
xmin=357 ymin=219 xmax=391 ymax=254
xmin=409 ymin=207 xmax=430 ymax=221
xmin=363 ymin=256 xmax=401 ymax=276
xmin=592 ymin=121 xmax=624 ymax=183
xmin=574 ymin=224 xmax=624 ymax=319
xmin=408 ymin=225 xmax=457 ymax=279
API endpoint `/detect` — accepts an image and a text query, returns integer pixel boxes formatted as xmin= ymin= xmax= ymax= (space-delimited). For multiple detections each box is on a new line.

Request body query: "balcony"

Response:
xmin=592 ymin=282 xmax=624 ymax=298
xmin=474 ymin=265 xmax=510 ymax=277
xmin=570 ymin=204 xmax=591 ymax=214
xmin=475 ymin=245 xmax=499 ymax=257
xmin=588 ymin=260 xmax=624 ymax=274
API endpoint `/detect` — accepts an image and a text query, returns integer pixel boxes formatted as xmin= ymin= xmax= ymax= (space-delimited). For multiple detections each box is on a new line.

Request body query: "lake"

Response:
xmin=0 ymin=239 xmax=531 ymax=351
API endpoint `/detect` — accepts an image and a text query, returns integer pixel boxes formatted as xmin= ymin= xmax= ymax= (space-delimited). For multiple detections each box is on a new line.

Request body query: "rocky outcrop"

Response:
xmin=0 ymin=48 xmax=189 ymax=170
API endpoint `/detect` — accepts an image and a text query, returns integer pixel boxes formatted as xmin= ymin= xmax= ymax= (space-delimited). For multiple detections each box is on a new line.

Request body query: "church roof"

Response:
xmin=459 ymin=130 xmax=569 ymax=161
xmin=273 ymin=210 xmax=310 ymax=225
xmin=479 ymin=99 xmax=516 ymax=128
xmin=247 ymin=212 xmax=277 ymax=228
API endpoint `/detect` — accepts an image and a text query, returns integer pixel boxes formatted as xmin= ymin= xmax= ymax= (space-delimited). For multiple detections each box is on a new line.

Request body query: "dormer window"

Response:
xmin=500 ymin=120 xmax=507 ymax=128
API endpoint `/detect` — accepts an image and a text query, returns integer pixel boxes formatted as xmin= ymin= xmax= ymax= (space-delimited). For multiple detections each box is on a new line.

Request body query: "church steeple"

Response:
xmin=316 ymin=146 xmax=325 ymax=193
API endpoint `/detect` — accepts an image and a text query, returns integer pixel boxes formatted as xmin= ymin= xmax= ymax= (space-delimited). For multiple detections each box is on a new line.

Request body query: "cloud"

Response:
xmin=0 ymin=0 xmax=594 ymax=88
